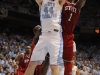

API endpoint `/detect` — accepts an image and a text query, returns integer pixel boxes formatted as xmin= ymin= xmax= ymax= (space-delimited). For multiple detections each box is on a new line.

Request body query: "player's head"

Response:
xmin=33 ymin=25 xmax=41 ymax=34
xmin=25 ymin=46 xmax=31 ymax=54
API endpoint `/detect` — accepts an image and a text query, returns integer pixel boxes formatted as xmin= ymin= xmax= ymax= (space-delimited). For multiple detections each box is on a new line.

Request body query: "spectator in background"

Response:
xmin=80 ymin=65 xmax=89 ymax=75
xmin=0 ymin=66 xmax=5 ymax=75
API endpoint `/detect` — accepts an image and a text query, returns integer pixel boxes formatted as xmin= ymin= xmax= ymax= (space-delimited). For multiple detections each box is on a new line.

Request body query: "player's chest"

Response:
xmin=23 ymin=57 xmax=30 ymax=63
xmin=64 ymin=5 xmax=77 ymax=13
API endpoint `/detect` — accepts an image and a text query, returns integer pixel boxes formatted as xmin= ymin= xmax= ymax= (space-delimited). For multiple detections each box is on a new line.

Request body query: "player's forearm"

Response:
xmin=34 ymin=35 xmax=39 ymax=45
xmin=40 ymin=56 xmax=49 ymax=75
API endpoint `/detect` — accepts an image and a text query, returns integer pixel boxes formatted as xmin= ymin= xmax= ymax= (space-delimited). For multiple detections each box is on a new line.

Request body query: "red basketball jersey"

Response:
xmin=61 ymin=1 xmax=80 ymax=34
xmin=61 ymin=1 xmax=80 ymax=47
xmin=17 ymin=39 xmax=35 ymax=73
xmin=17 ymin=54 xmax=30 ymax=73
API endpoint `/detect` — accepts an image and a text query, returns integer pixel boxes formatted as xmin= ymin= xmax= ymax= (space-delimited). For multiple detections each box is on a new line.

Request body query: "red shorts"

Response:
xmin=62 ymin=33 xmax=74 ymax=60
xmin=16 ymin=71 xmax=24 ymax=75
xmin=63 ymin=46 xmax=73 ymax=61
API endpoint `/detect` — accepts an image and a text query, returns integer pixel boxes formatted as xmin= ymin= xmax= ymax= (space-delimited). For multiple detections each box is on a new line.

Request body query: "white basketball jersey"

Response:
xmin=40 ymin=0 xmax=62 ymax=32
xmin=72 ymin=66 xmax=77 ymax=75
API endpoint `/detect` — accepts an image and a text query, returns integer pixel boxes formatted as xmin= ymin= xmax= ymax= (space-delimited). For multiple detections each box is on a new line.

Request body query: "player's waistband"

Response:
xmin=42 ymin=29 xmax=60 ymax=33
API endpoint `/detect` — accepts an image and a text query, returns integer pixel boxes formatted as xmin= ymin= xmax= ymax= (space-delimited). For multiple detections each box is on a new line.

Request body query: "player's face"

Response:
xmin=26 ymin=46 xmax=31 ymax=54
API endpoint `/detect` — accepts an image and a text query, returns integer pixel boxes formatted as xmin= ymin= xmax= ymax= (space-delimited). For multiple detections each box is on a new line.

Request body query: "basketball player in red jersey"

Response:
xmin=15 ymin=25 xmax=41 ymax=75
xmin=61 ymin=0 xmax=86 ymax=75
xmin=15 ymin=46 xmax=31 ymax=75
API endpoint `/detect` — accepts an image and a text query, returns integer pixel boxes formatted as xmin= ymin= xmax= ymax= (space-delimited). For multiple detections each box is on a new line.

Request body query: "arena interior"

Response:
xmin=0 ymin=0 xmax=100 ymax=75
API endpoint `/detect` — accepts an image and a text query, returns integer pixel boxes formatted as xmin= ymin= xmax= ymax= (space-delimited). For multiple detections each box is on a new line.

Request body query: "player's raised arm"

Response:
xmin=35 ymin=0 xmax=42 ymax=7
xmin=77 ymin=0 xmax=86 ymax=10
xmin=33 ymin=25 xmax=41 ymax=45
xmin=59 ymin=0 xmax=65 ymax=6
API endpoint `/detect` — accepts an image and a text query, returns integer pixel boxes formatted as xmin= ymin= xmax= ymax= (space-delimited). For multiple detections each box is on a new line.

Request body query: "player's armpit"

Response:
xmin=77 ymin=0 xmax=86 ymax=10
xmin=59 ymin=0 xmax=66 ymax=6
xmin=15 ymin=53 xmax=24 ymax=62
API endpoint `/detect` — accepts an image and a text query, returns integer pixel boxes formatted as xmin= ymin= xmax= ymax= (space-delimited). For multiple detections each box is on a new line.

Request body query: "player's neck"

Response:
xmin=68 ymin=0 xmax=74 ymax=3
xmin=26 ymin=53 xmax=30 ymax=57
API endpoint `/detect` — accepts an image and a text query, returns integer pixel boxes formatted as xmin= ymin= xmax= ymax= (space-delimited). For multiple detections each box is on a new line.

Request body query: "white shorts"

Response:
xmin=46 ymin=63 xmax=64 ymax=75
xmin=30 ymin=30 xmax=63 ymax=65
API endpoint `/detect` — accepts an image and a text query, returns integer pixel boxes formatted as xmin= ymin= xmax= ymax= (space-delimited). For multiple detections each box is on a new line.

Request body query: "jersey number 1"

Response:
xmin=68 ymin=13 xmax=73 ymax=21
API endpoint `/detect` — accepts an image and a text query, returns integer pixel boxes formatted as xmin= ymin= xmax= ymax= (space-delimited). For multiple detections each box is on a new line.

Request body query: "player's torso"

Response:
xmin=18 ymin=54 xmax=30 ymax=70
xmin=61 ymin=1 xmax=80 ymax=33
xmin=40 ymin=0 xmax=62 ymax=32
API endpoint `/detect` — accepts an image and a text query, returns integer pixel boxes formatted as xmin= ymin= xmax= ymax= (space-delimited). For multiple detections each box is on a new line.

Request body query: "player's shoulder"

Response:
xmin=19 ymin=53 xmax=24 ymax=57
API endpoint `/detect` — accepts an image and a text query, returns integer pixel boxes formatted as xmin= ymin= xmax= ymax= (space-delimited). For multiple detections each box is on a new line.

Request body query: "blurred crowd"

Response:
xmin=0 ymin=27 xmax=100 ymax=75
xmin=0 ymin=28 xmax=32 ymax=75
xmin=76 ymin=43 xmax=100 ymax=75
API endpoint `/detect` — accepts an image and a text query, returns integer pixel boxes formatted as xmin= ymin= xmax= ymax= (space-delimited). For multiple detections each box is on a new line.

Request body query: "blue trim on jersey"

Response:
xmin=57 ymin=9 xmax=63 ymax=64
xmin=58 ymin=10 xmax=62 ymax=25
xmin=57 ymin=31 xmax=63 ymax=65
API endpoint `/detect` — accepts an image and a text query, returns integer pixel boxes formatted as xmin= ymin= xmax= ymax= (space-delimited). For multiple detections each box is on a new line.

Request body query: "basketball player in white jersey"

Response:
xmin=24 ymin=0 xmax=65 ymax=75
